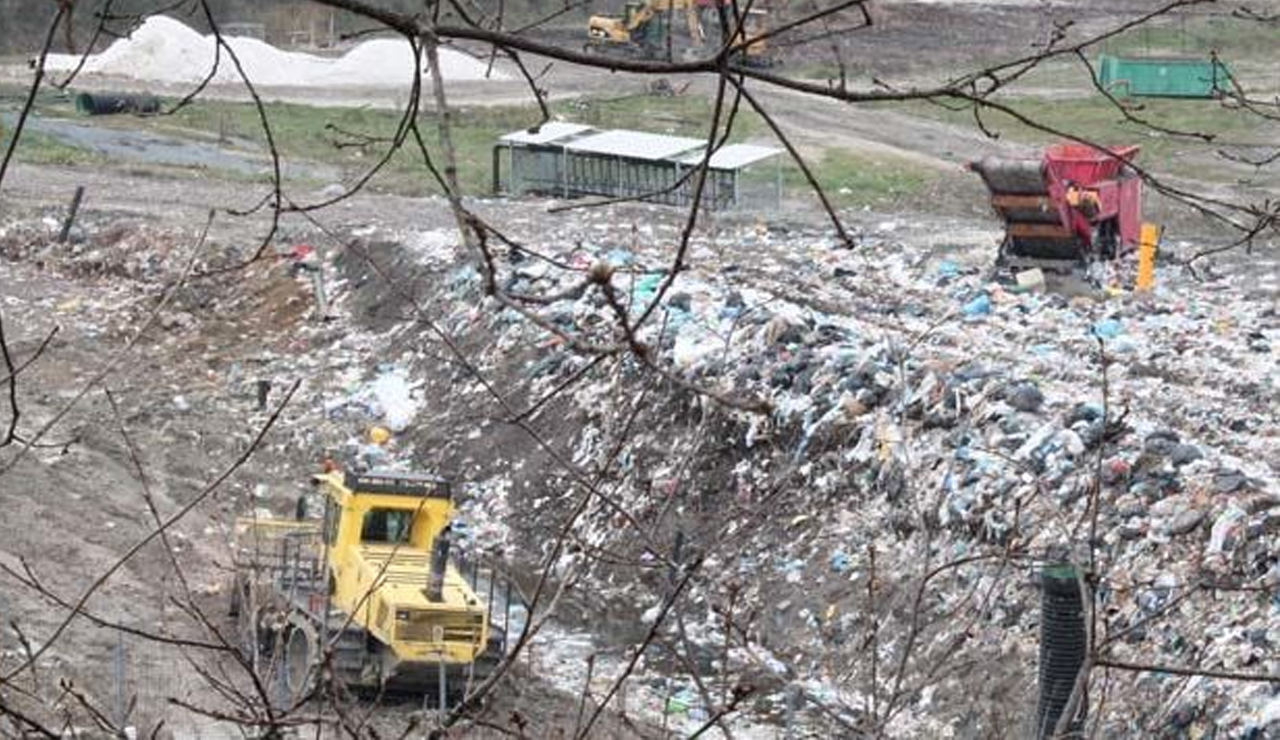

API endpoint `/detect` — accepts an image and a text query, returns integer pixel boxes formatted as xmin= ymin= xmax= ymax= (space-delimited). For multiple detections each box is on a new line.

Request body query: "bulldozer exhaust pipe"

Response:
xmin=426 ymin=526 xmax=452 ymax=602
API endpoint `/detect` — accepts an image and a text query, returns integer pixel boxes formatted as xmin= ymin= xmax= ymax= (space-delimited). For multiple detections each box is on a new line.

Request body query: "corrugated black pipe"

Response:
xmin=426 ymin=525 xmax=452 ymax=602
xmin=75 ymin=92 xmax=160 ymax=116
xmin=1036 ymin=563 xmax=1087 ymax=738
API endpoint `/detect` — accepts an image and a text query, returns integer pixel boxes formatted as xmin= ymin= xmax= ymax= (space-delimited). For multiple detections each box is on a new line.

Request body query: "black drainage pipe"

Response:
xmin=75 ymin=92 xmax=160 ymax=116
xmin=1036 ymin=563 xmax=1088 ymax=738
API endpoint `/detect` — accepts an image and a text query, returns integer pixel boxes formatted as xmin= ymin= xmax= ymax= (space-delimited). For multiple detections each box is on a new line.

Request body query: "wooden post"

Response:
xmin=114 ymin=631 xmax=126 ymax=730
xmin=255 ymin=380 xmax=272 ymax=411
xmin=1136 ymin=222 xmax=1158 ymax=292
xmin=58 ymin=186 xmax=85 ymax=243
xmin=438 ymin=658 xmax=447 ymax=724
xmin=309 ymin=244 xmax=328 ymax=321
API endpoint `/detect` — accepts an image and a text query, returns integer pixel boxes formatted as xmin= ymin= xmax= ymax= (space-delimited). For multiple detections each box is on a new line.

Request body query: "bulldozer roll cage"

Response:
xmin=340 ymin=470 xmax=452 ymax=499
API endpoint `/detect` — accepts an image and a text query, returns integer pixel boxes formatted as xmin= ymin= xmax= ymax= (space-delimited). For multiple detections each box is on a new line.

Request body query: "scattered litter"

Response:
xmin=962 ymin=292 xmax=992 ymax=317
xmin=1014 ymin=267 xmax=1046 ymax=293
xmin=1091 ymin=318 xmax=1123 ymax=339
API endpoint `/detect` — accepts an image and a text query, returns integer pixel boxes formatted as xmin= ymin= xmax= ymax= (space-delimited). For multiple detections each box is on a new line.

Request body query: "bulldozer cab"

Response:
xmin=317 ymin=469 xmax=454 ymax=552
xmin=623 ymin=1 xmax=644 ymax=25
xmin=742 ymin=9 xmax=766 ymax=35
xmin=723 ymin=8 xmax=771 ymax=66
xmin=359 ymin=507 xmax=413 ymax=544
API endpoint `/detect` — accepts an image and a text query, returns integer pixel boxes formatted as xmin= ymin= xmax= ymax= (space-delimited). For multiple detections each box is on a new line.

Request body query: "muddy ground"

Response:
xmin=0 ymin=202 xmax=661 ymax=738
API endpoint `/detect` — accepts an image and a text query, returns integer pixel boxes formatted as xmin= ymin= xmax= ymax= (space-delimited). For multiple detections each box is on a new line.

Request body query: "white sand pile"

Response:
xmin=46 ymin=16 xmax=505 ymax=87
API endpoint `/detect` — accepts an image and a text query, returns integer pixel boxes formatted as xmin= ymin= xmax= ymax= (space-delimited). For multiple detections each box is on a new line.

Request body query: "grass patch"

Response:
xmin=0 ymin=126 xmax=107 ymax=167
xmin=27 ymin=93 xmax=761 ymax=195
xmin=562 ymin=92 xmax=766 ymax=139
xmin=120 ymin=92 xmax=769 ymax=196
xmin=2 ymin=83 xmax=933 ymax=204
xmin=789 ymin=149 xmax=929 ymax=208
xmin=887 ymin=94 xmax=1280 ymax=183
xmin=1100 ymin=15 xmax=1278 ymax=63
xmin=151 ymin=100 xmax=510 ymax=194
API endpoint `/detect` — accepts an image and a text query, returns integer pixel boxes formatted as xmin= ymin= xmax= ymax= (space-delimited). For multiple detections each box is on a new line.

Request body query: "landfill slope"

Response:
xmin=338 ymin=205 xmax=1278 ymax=737
xmin=0 ymin=182 xmax=1277 ymax=737
xmin=0 ymin=212 xmax=646 ymax=737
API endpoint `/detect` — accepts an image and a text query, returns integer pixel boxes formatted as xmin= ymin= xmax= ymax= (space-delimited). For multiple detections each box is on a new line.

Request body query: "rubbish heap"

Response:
xmin=332 ymin=202 xmax=1276 ymax=737
xmin=3 ymin=198 xmax=1274 ymax=736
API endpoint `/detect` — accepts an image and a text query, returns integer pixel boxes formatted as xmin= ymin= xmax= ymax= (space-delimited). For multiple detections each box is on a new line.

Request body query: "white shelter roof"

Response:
xmin=499 ymin=122 xmax=594 ymax=145
xmin=500 ymin=125 xmax=781 ymax=170
xmin=676 ymin=143 xmax=783 ymax=170
xmin=563 ymin=129 xmax=705 ymax=161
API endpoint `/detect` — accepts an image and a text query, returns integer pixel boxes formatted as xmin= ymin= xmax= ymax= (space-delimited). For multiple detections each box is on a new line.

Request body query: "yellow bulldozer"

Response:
xmin=586 ymin=0 xmax=772 ymax=65
xmin=230 ymin=469 xmax=509 ymax=700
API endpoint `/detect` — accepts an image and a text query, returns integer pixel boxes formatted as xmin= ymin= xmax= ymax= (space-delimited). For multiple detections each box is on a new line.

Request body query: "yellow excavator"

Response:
xmin=230 ymin=469 xmax=507 ymax=699
xmin=587 ymin=0 xmax=772 ymax=65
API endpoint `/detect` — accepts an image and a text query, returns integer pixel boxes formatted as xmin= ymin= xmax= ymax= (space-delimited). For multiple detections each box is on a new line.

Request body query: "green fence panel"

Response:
xmin=1098 ymin=54 xmax=1232 ymax=98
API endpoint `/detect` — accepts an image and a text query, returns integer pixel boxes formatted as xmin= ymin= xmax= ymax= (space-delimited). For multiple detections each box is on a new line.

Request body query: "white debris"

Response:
xmin=405 ymin=229 xmax=460 ymax=265
xmin=369 ymin=367 xmax=420 ymax=432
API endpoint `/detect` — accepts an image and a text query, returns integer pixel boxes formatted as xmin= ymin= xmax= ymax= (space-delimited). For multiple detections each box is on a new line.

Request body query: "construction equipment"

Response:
xmin=969 ymin=143 xmax=1142 ymax=271
xmin=586 ymin=0 xmax=771 ymax=65
xmin=733 ymin=9 xmax=772 ymax=66
xmin=230 ymin=469 xmax=509 ymax=699
xmin=587 ymin=0 xmax=703 ymax=58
